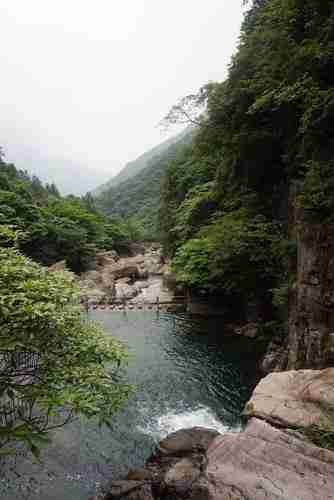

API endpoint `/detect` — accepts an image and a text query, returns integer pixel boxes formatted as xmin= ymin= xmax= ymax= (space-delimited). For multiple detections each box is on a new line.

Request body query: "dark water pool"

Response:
xmin=1 ymin=311 xmax=260 ymax=500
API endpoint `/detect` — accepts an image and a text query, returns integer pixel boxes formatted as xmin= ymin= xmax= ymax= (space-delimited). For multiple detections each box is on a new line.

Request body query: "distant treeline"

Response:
xmin=0 ymin=151 xmax=140 ymax=272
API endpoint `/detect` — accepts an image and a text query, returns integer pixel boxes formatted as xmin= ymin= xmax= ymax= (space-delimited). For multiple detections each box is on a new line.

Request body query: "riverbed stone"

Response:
xmin=164 ymin=457 xmax=201 ymax=484
xmin=158 ymin=427 xmax=219 ymax=455
xmin=98 ymin=416 xmax=334 ymax=500
xmin=235 ymin=322 xmax=260 ymax=338
xmin=115 ymin=282 xmax=138 ymax=300
xmin=109 ymin=480 xmax=146 ymax=498
xmin=126 ymin=469 xmax=153 ymax=481
xmin=48 ymin=260 xmax=67 ymax=272
xmin=96 ymin=251 xmax=119 ymax=267
xmin=133 ymin=280 xmax=150 ymax=290
xmin=243 ymin=367 xmax=334 ymax=429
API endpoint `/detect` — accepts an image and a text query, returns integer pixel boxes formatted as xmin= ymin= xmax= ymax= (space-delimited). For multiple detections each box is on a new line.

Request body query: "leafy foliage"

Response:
xmin=160 ymin=0 xmax=334 ymax=321
xmin=0 ymin=228 xmax=131 ymax=454
xmin=0 ymin=158 xmax=137 ymax=272
xmin=95 ymin=129 xmax=194 ymax=240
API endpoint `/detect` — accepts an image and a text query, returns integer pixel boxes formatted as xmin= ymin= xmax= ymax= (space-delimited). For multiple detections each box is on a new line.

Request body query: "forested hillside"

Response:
xmin=95 ymin=129 xmax=193 ymax=239
xmin=160 ymin=0 xmax=334 ymax=355
xmin=93 ymin=129 xmax=191 ymax=197
xmin=0 ymin=151 xmax=138 ymax=273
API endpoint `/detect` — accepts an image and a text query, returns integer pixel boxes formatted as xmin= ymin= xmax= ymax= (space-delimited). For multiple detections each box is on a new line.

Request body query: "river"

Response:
xmin=1 ymin=311 xmax=260 ymax=500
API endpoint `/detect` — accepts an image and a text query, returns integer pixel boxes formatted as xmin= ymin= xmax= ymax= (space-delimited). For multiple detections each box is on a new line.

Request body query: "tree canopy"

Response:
xmin=160 ymin=0 xmax=334 ymax=322
xmin=0 ymin=226 xmax=132 ymax=456
xmin=0 ymin=158 xmax=138 ymax=272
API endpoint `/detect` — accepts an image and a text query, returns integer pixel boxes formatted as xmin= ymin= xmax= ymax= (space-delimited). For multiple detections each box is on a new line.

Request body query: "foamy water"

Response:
xmin=138 ymin=405 xmax=241 ymax=439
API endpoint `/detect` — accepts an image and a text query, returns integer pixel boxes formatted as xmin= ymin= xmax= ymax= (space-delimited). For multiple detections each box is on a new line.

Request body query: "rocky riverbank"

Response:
xmin=92 ymin=367 xmax=334 ymax=500
xmin=79 ymin=244 xmax=169 ymax=304
xmin=50 ymin=243 xmax=176 ymax=307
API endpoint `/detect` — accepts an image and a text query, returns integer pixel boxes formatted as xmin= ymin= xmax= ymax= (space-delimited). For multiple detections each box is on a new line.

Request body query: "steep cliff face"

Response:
xmin=263 ymin=197 xmax=334 ymax=373
xmin=287 ymin=218 xmax=334 ymax=369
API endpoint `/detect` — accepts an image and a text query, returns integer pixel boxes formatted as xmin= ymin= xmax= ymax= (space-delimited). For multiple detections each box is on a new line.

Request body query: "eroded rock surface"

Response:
xmin=244 ymin=367 xmax=334 ymax=429
xmin=94 ymin=369 xmax=334 ymax=500
xmin=94 ymin=419 xmax=334 ymax=500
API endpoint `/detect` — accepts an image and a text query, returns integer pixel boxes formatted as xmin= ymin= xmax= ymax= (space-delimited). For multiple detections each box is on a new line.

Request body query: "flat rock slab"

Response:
xmin=206 ymin=418 xmax=334 ymax=500
xmin=98 ymin=421 xmax=334 ymax=500
xmin=244 ymin=368 xmax=334 ymax=428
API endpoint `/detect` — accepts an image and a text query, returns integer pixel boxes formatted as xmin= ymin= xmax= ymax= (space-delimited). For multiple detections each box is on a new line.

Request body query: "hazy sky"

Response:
xmin=1 ymin=1 xmax=244 ymax=194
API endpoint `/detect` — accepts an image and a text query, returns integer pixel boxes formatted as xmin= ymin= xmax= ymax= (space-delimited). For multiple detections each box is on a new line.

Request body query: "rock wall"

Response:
xmin=287 ymin=220 xmax=334 ymax=369
xmin=261 ymin=189 xmax=334 ymax=372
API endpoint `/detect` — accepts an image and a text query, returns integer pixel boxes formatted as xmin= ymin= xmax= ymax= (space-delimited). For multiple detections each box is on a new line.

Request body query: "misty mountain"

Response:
xmin=92 ymin=128 xmax=191 ymax=196
xmin=2 ymin=143 xmax=111 ymax=196
xmin=94 ymin=127 xmax=193 ymax=238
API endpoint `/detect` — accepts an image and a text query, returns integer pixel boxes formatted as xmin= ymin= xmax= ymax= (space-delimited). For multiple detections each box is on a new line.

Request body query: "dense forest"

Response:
xmin=95 ymin=129 xmax=193 ymax=239
xmin=159 ymin=0 xmax=334 ymax=331
xmin=0 ymin=152 xmax=134 ymax=453
xmin=0 ymin=151 xmax=140 ymax=273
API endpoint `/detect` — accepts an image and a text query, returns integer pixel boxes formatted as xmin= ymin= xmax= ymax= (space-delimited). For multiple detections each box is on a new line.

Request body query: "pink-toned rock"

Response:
xmin=244 ymin=368 xmax=334 ymax=429
xmin=98 ymin=419 xmax=334 ymax=500
xmin=205 ymin=418 xmax=334 ymax=500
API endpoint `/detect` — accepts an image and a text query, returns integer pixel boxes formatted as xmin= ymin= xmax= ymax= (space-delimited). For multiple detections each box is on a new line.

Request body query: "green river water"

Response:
xmin=1 ymin=311 xmax=260 ymax=500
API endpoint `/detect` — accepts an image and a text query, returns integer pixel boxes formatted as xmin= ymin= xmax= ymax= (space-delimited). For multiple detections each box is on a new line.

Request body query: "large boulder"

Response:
xmin=48 ymin=260 xmax=67 ymax=272
xmin=235 ymin=322 xmax=260 ymax=339
xmin=96 ymin=251 xmax=119 ymax=267
xmin=104 ymin=256 xmax=146 ymax=281
xmin=95 ymin=369 xmax=334 ymax=500
xmin=115 ymin=283 xmax=138 ymax=300
xmin=143 ymin=255 xmax=164 ymax=275
xmin=96 ymin=421 xmax=334 ymax=500
xmin=108 ymin=263 xmax=139 ymax=280
xmin=243 ymin=367 xmax=334 ymax=429
xmin=133 ymin=280 xmax=150 ymax=291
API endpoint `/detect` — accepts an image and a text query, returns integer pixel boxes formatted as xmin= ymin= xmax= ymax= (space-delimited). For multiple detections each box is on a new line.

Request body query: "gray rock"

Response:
xmin=115 ymin=283 xmax=138 ymax=300
xmin=164 ymin=457 xmax=200 ymax=484
xmin=158 ymin=427 xmax=219 ymax=455
xmin=134 ymin=281 xmax=150 ymax=291
xmin=126 ymin=469 xmax=153 ymax=481
xmin=99 ymin=418 xmax=334 ymax=500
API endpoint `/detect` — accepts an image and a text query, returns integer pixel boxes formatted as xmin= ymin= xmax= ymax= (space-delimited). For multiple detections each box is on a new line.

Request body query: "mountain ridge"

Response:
xmin=94 ymin=127 xmax=194 ymax=238
xmin=92 ymin=128 xmax=191 ymax=197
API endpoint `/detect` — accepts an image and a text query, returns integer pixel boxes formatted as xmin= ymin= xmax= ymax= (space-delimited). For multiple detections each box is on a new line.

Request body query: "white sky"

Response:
xmin=0 ymin=1 xmax=244 ymax=193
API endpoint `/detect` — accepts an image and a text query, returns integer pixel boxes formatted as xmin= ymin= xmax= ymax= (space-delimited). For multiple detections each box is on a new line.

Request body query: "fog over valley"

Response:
xmin=0 ymin=0 xmax=244 ymax=194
